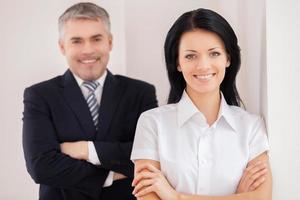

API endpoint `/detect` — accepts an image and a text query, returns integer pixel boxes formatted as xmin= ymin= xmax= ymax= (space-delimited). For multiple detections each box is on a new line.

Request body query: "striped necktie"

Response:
xmin=82 ymin=81 xmax=100 ymax=129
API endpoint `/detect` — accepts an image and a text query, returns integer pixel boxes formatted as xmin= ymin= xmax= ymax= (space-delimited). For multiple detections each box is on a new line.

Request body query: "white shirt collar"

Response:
xmin=177 ymin=90 xmax=237 ymax=132
xmin=177 ymin=90 xmax=204 ymax=127
xmin=218 ymin=92 xmax=238 ymax=132
xmin=73 ymin=70 xmax=107 ymax=87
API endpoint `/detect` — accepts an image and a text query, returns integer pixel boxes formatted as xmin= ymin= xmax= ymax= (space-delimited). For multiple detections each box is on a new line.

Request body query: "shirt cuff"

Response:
xmin=88 ymin=141 xmax=101 ymax=165
xmin=103 ymin=171 xmax=114 ymax=187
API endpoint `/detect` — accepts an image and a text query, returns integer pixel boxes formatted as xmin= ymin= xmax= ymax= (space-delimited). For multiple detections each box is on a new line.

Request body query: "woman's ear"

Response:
xmin=226 ymin=61 xmax=230 ymax=68
xmin=226 ymin=55 xmax=231 ymax=68
xmin=177 ymin=65 xmax=182 ymax=72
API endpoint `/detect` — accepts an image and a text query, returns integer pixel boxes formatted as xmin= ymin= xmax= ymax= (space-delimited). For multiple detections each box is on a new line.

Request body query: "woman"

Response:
xmin=130 ymin=8 xmax=272 ymax=200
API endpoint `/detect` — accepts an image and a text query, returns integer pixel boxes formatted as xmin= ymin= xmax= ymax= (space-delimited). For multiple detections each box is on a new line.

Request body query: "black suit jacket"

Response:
xmin=22 ymin=70 xmax=158 ymax=200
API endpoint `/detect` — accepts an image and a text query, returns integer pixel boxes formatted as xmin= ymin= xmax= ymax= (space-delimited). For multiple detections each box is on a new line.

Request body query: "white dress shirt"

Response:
xmin=73 ymin=70 xmax=114 ymax=187
xmin=131 ymin=90 xmax=269 ymax=195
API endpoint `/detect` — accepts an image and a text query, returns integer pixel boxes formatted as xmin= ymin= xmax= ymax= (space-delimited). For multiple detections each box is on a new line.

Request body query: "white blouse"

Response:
xmin=131 ymin=91 xmax=269 ymax=196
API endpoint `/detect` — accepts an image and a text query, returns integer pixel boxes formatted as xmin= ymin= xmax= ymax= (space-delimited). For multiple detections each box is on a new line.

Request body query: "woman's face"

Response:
xmin=178 ymin=29 xmax=230 ymax=97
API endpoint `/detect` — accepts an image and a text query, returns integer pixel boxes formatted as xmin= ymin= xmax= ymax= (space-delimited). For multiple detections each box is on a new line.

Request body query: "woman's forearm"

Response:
xmin=138 ymin=192 xmax=161 ymax=200
xmin=134 ymin=160 xmax=162 ymax=200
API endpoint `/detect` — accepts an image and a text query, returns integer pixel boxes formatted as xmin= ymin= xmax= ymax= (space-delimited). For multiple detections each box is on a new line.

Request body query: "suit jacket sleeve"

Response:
xmin=93 ymin=84 xmax=158 ymax=177
xmin=22 ymin=87 xmax=108 ymax=190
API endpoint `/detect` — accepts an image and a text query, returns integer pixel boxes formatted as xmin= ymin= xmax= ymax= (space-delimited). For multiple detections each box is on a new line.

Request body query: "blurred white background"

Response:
xmin=0 ymin=0 xmax=299 ymax=199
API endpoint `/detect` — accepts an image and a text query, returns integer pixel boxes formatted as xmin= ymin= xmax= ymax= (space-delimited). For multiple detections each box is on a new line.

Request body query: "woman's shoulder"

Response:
xmin=227 ymin=105 xmax=263 ymax=126
xmin=226 ymin=105 xmax=266 ymax=140
xmin=139 ymin=103 xmax=177 ymax=121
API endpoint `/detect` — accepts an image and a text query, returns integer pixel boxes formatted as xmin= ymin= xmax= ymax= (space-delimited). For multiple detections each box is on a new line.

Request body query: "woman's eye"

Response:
xmin=185 ymin=54 xmax=196 ymax=60
xmin=210 ymin=52 xmax=221 ymax=57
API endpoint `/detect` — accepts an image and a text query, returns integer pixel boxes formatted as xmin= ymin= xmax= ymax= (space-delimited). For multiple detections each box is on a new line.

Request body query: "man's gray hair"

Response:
xmin=58 ymin=2 xmax=111 ymax=39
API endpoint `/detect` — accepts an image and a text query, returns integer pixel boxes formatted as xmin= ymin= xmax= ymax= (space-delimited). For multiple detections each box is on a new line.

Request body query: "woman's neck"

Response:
xmin=186 ymin=87 xmax=221 ymax=126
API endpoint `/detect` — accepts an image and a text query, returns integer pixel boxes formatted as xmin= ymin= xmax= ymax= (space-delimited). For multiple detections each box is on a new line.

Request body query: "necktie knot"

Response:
xmin=82 ymin=81 xmax=100 ymax=92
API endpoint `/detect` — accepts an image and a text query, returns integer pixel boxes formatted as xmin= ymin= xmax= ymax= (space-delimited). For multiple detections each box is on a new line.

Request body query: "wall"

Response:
xmin=124 ymin=0 xmax=219 ymax=104
xmin=1 ymin=0 xmax=299 ymax=199
xmin=266 ymin=0 xmax=300 ymax=199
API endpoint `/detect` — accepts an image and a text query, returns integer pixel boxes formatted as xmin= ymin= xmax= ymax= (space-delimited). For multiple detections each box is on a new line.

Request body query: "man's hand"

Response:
xmin=113 ymin=172 xmax=127 ymax=181
xmin=60 ymin=141 xmax=88 ymax=160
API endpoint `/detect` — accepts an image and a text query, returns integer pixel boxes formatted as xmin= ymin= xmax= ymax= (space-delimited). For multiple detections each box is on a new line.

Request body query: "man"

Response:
xmin=22 ymin=2 xmax=157 ymax=200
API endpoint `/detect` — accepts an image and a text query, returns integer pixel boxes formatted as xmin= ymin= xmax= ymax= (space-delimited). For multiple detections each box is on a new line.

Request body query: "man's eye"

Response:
xmin=210 ymin=52 xmax=221 ymax=57
xmin=72 ymin=40 xmax=81 ymax=44
xmin=94 ymin=38 xmax=101 ymax=42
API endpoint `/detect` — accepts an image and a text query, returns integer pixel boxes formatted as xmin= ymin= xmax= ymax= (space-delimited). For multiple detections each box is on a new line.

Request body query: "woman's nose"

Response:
xmin=196 ymin=56 xmax=210 ymax=70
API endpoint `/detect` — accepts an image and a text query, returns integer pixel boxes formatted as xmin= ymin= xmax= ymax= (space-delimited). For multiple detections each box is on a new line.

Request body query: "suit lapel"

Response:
xmin=61 ymin=70 xmax=96 ymax=138
xmin=97 ymin=71 xmax=123 ymax=140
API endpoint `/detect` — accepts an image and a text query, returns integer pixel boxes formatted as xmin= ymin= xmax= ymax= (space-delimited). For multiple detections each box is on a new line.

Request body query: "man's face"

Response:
xmin=59 ymin=18 xmax=112 ymax=81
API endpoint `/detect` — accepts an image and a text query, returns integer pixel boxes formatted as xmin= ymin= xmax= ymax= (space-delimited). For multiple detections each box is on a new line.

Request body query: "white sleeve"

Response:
xmin=249 ymin=117 xmax=270 ymax=161
xmin=131 ymin=112 xmax=159 ymax=162
xmin=87 ymin=142 xmax=114 ymax=187
xmin=103 ymin=171 xmax=114 ymax=187
xmin=87 ymin=141 xmax=101 ymax=165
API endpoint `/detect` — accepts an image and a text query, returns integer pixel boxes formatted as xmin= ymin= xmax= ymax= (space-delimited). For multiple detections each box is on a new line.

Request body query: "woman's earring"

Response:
xmin=177 ymin=66 xmax=182 ymax=72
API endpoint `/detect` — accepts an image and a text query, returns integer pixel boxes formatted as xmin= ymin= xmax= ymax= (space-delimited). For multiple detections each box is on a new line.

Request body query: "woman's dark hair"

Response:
xmin=164 ymin=8 xmax=243 ymax=107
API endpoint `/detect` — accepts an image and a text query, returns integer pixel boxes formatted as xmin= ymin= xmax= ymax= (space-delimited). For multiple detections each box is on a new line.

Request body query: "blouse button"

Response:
xmin=199 ymin=159 xmax=207 ymax=165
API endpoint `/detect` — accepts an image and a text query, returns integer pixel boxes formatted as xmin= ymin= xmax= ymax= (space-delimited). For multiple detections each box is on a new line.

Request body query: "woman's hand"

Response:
xmin=236 ymin=160 xmax=268 ymax=193
xmin=132 ymin=163 xmax=179 ymax=200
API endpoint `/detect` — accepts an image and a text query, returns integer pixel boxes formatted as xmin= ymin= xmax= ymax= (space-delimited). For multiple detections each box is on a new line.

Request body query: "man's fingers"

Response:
xmin=113 ymin=172 xmax=127 ymax=181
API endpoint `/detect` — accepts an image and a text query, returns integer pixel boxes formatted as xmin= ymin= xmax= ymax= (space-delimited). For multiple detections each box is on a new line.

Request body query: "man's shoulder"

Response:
xmin=114 ymin=74 xmax=155 ymax=90
xmin=25 ymin=75 xmax=62 ymax=94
